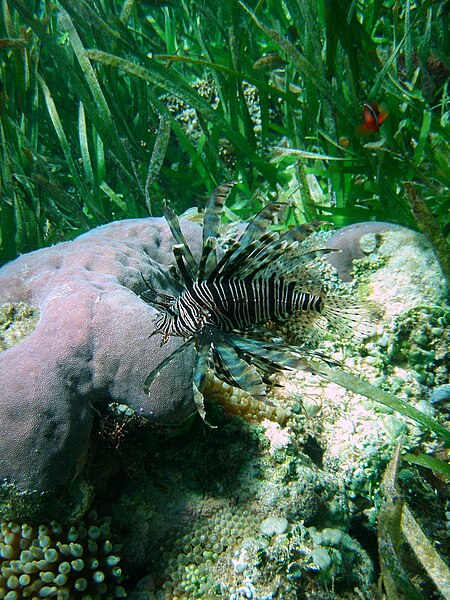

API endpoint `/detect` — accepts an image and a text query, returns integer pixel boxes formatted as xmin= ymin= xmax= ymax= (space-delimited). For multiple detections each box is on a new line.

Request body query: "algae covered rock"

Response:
xmin=353 ymin=225 xmax=448 ymax=314
xmin=99 ymin=404 xmax=371 ymax=599
xmin=325 ymin=221 xmax=400 ymax=281
xmin=353 ymin=225 xmax=449 ymax=387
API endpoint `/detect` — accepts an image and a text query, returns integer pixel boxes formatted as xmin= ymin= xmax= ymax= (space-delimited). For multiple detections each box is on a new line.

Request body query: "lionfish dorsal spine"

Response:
xmin=163 ymin=201 xmax=198 ymax=277
xmin=235 ymin=239 xmax=295 ymax=280
xmin=237 ymin=202 xmax=285 ymax=249
xmin=207 ymin=232 xmax=279 ymax=281
xmin=172 ymin=244 xmax=195 ymax=285
xmin=202 ymin=181 xmax=238 ymax=243
xmin=203 ymin=199 xmax=282 ymax=282
xmin=197 ymin=236 xmax=218 ymax=282
xmin=206 ymin=240 xmax=248 ymax=281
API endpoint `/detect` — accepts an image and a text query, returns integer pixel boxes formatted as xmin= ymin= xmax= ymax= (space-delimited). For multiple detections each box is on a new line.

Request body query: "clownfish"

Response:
xmin=357 ymin=102 xmax=389 ymax=135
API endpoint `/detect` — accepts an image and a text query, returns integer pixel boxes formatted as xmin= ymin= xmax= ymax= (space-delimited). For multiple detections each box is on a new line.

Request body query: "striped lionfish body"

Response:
xmin=155 ymin=277 xmax=324 ymax=337
xmin=143 ymin=183 xmax=369 ymax=424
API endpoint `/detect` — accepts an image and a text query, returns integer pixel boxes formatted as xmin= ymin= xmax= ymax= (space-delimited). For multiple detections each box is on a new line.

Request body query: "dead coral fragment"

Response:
xmin=0 ymin=302 xmax=40 ymax=352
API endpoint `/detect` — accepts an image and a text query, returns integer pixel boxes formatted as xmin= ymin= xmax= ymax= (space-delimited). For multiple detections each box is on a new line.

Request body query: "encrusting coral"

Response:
xmin=204 ymin=372 xmax=289 ymax=425
xmin=0 ymin=513 xmax=125 ymax=599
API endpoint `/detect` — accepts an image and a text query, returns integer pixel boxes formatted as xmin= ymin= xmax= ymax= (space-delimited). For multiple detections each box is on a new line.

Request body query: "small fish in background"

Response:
xmin=253 ymin=52 xmax=287 ymax=72
xmin=357 ymin=102 xmax=389 ymax=135
xmin=338 ymin=137 xmax=350 ymax=148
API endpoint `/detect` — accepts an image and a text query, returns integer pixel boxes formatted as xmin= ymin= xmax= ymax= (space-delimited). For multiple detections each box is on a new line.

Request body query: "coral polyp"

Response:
xmin=0 ymin=516 xmax=125 ymax=599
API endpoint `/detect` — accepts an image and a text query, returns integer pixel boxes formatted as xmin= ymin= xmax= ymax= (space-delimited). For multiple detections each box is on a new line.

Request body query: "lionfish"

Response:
xmin=143 ymin=182 xmax=369 ymax=424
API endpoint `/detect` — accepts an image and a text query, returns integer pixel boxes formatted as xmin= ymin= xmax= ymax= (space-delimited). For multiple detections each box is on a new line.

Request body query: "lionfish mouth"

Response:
xmin=142 ymin=182 xmax=371 ymax=425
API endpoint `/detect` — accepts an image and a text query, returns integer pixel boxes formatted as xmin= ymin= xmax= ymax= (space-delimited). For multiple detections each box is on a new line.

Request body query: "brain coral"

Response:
xmin=0 ymin=218 xmax=202 ymax=495
xmin=0 ymin=514 xmax=124 ymax=598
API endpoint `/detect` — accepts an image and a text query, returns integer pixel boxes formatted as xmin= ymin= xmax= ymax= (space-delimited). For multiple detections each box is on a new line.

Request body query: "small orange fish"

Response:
xmin=357 ymin=102 xmax=388 ymax=135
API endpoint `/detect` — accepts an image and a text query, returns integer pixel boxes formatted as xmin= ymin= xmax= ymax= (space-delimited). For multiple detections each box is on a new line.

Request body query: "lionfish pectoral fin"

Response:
xmin=193 ymin=336 xmax=217 ymax=428
xmin=143 ymin=338 xmax=194 ymax=397
xmin=229 ymin=334 xmax=301 ymax=372
xmin=193 ymin=380 xmax=217 ymax=429
xmin=214 ymin=339 xmax=266 ymax=400
xmin=306 ymin=349 xmax=343 ymax=368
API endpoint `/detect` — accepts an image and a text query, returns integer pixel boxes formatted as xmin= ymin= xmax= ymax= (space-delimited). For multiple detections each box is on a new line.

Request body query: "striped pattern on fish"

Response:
xmin=142 ymin=182 xmax=371 ymax=424
xmin=155 ymin=277 xmax=323 ymax=336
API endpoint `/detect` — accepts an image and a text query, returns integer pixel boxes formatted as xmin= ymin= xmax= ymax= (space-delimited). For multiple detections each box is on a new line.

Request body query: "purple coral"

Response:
xmin=326 ymin=221 xmax=400 ymax=280
xmin=0 ymin=218 xmax=202 ymax=494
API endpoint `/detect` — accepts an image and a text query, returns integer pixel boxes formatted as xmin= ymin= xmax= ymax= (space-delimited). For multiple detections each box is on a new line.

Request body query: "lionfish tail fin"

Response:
xmin=287 ymin=295 xmax=375 ymax=343
xmin=321 ymin=296 xmax=375 ymax=340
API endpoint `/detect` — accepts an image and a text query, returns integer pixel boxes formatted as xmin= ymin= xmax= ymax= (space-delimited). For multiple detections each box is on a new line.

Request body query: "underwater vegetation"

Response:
xmin=0 ymin=0 xmax=448 ymax=263
xmin=377 ymin=444 xmax=450 ymax=600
